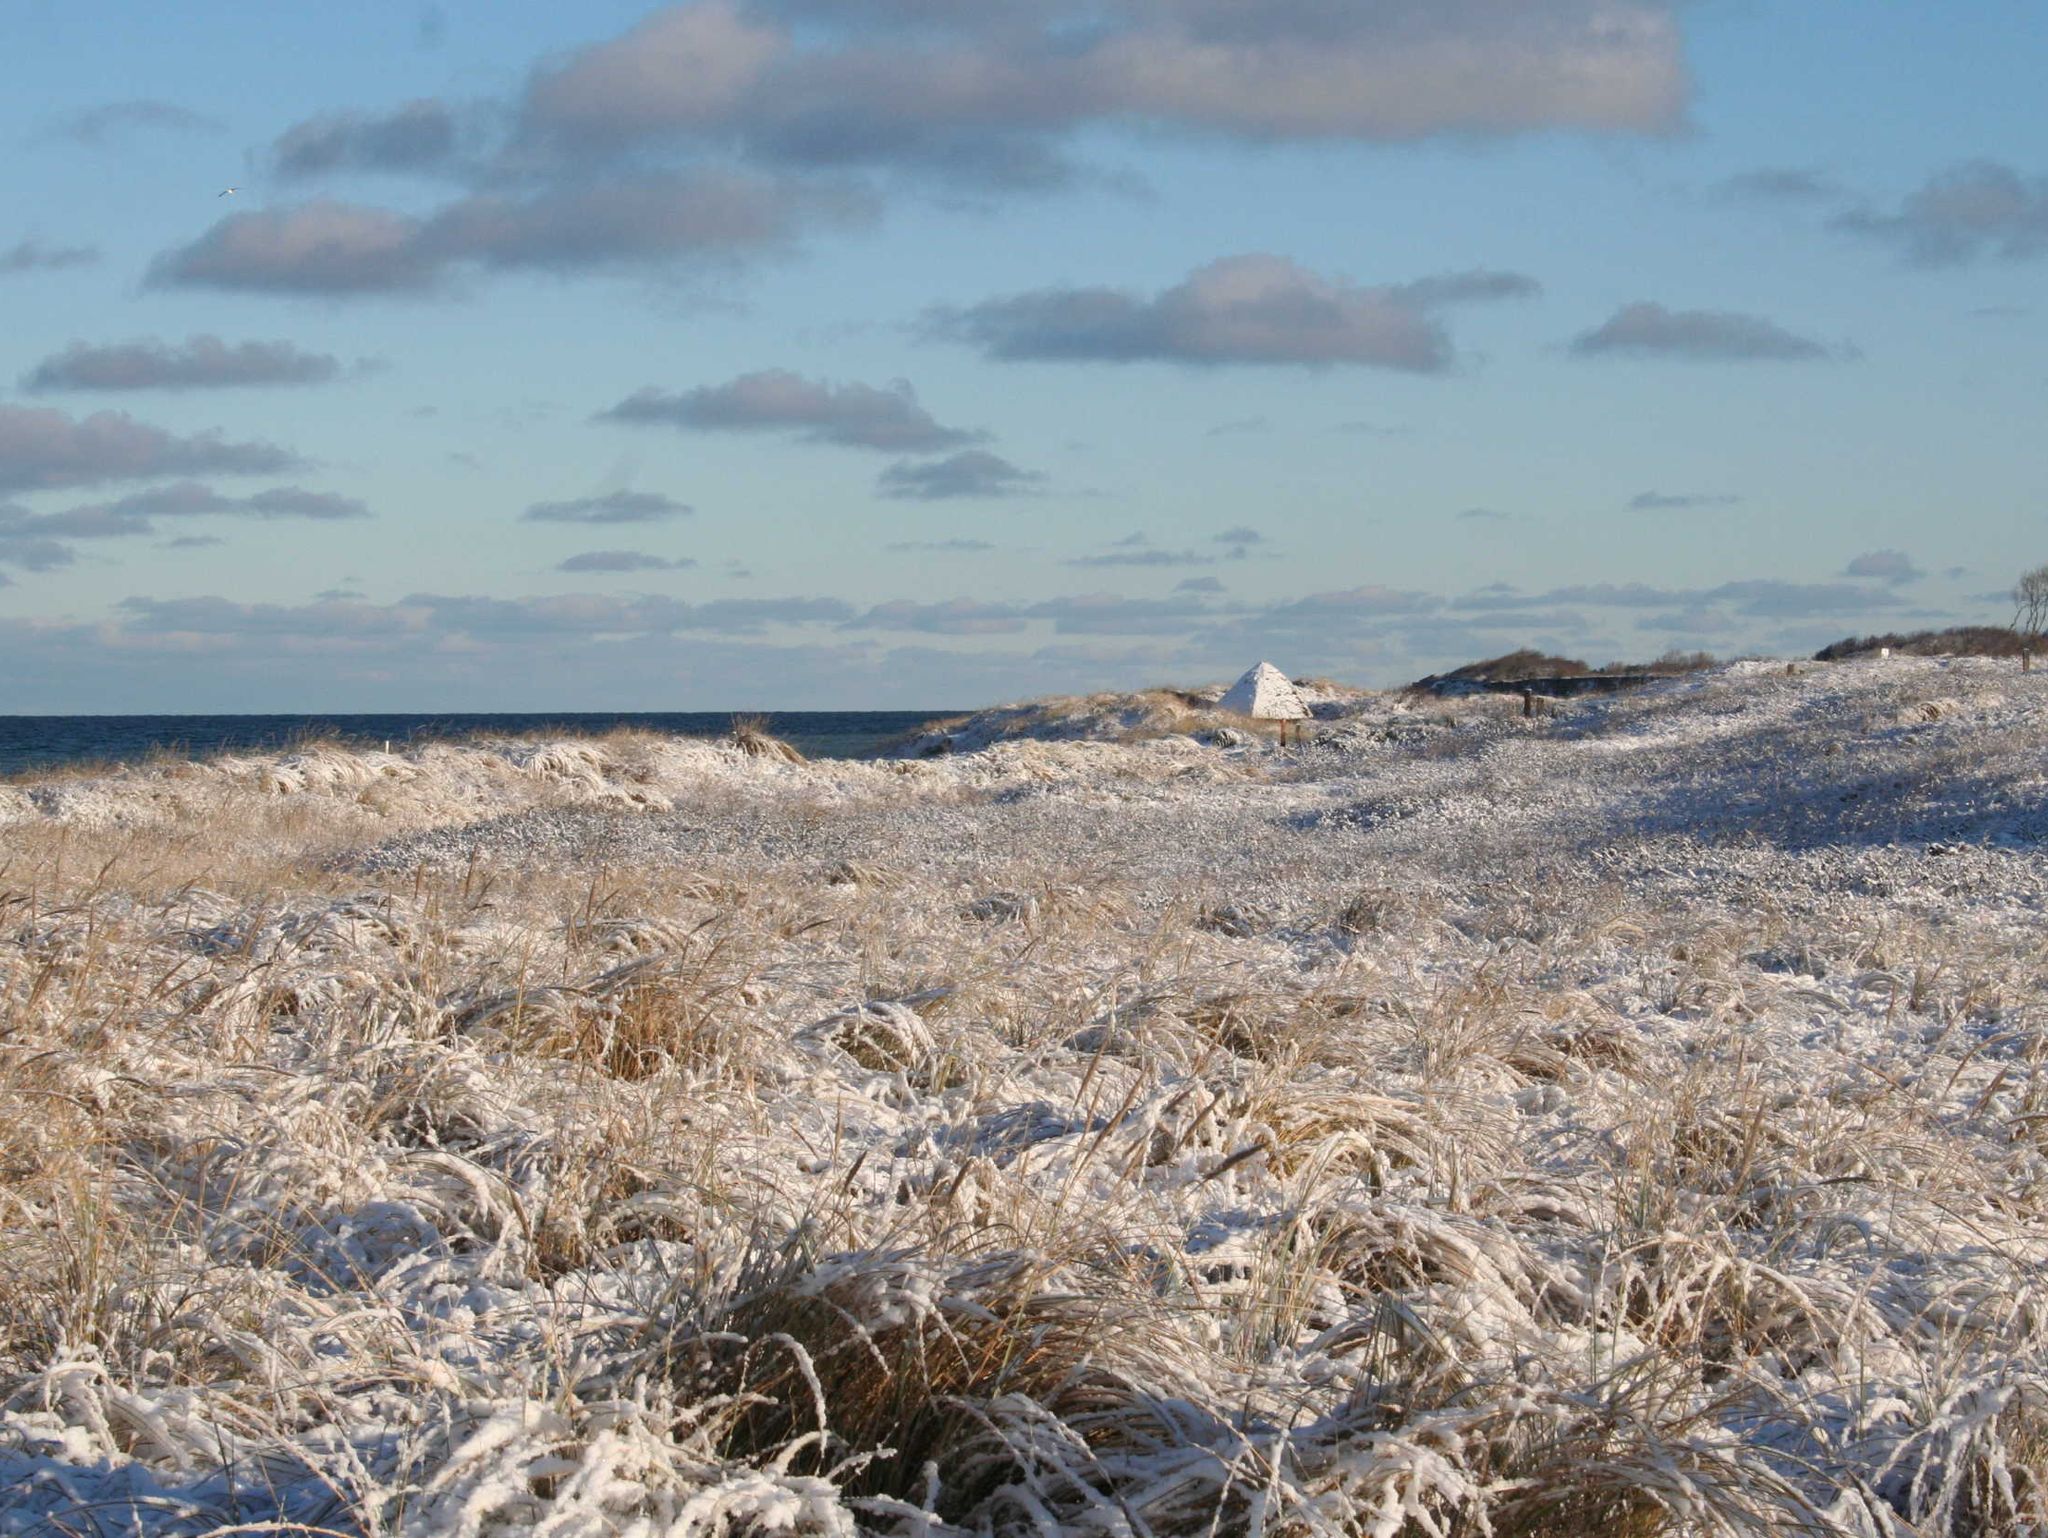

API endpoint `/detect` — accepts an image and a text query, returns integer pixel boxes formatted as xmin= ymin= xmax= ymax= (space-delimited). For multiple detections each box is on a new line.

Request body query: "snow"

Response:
xmin=1 ymin=656 xmax=2046 ymax=1534
xmin=1219 ymin=662 xmax=1311 ymax=721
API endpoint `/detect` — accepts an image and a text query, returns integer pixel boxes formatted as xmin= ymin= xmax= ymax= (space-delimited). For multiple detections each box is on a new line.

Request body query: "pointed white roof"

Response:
xmin=1219 ymin=661 xmax=1309 ymax=720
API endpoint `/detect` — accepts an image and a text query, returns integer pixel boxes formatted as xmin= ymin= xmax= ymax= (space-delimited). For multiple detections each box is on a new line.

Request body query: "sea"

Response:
xmin=0 ymin=711 xmax=955 ymax=779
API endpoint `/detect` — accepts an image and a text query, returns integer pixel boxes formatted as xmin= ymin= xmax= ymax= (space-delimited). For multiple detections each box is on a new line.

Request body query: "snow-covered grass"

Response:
xmin=2 ymin=657 xmax=2046 ymax=1535
xmin=890 ymin=679 xmax=1371 ymax=757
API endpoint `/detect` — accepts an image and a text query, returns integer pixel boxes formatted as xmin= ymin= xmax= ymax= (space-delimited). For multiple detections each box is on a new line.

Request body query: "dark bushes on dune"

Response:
xmin=1815 ymin=626 xmax=2025 ymax=661
xmin=1429 ymin=649 xmax=1592 ymax=684
xmin=1409 ymin=648 xmax=1717 ymax=693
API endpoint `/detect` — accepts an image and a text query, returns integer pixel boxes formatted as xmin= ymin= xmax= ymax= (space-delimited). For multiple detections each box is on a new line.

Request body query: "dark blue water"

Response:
xmin=0 ymin=712 xmax=956 ymax=778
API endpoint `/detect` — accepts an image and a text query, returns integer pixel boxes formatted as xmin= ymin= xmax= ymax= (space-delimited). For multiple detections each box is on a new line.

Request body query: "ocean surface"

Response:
xmin=0 ymin=711 xmax=955 ymax=778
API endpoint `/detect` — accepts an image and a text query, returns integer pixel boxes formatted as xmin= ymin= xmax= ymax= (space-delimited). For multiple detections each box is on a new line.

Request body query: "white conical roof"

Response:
xmin=1219 ymin=661 xmax=1309 ymax=720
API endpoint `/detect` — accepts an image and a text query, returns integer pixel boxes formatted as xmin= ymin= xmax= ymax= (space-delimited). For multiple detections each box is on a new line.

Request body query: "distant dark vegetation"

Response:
xmin=1411 ymin=624 xmax=2031 ymax=697
xmin=1407 ymin=648 xmax=1718 ymax=692
xmin=1815 ymin=626 xmax=2026 ymax=661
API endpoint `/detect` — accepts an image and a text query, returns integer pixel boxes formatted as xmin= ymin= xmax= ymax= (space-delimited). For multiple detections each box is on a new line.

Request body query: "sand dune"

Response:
xmin=3 ymin=657 xmax=2047 ymax=1535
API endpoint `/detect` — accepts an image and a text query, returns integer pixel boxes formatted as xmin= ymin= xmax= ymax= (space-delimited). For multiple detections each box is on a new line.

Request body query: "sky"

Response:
xmin=0 ymin=0 xmax=2043 ymax=711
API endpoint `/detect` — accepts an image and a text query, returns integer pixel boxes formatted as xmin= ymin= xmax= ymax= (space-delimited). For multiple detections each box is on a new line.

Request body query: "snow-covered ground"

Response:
xmin=3 ymin=657 xmax=2045 ymax=1535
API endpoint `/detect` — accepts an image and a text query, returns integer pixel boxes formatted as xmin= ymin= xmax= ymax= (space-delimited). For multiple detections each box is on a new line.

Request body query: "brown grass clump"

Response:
xmin=658 ymin=1243 xmax=1199 ymax=1521
xmin=457 ymin=950 xmax=764 ymax=1081
xmin=730 ymin=714 xmax=806 ymax=762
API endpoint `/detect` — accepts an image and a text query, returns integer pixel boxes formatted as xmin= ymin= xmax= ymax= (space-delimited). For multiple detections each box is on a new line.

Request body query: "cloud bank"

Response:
xmin=1629 ymin=490 xmax=1741 ymax=511
xmin=1835 ymin=161 xmax=2048 ymax=266
xmin=274 ymin=100 xmax=462 ymax=178
xmin=141 ymin=1 xmax=1685 ymax=296
xmin=1571 ymin=302 xmax=1843 ymax=361
xmin=0 ymin=481 xmax=363 ymax=571
xmin=42 ymin=100 xmax=223 ymax=146
xmin=1 ymin=240 xmax=99 ymax=275
xmin=929 ymin=256 xmax=1537 ymax=370
xmin=518 ymin=0 xmax=1686 ymax=174
xmin=601 ymin=371 xmax=984 ymax=452
xmin=522 ymin=491 xmax=695 ymax=524
xmin=1842 ymin=549 xmax=1923 ymax=584
xmin=555 ymin=550 xmax=697 ymax=572
xmin=876 ymin=450 xmax=1044 ymax=499
xmin=24 ymin=336 xmax=344 ymax=392
xmin=0 ymin=406 xmax=300 ymax=493
xmin=150 ymin=176 xmax=870 ymax=295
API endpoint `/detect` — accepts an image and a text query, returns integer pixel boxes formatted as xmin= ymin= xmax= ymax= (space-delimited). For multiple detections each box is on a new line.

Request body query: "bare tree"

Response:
xmin=2014 ymin=562 xmax=2048 ymax=671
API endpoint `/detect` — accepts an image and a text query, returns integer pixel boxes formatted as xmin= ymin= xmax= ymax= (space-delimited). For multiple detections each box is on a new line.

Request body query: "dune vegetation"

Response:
xmin=3 ymin=658 xmax=2046 ymax=1535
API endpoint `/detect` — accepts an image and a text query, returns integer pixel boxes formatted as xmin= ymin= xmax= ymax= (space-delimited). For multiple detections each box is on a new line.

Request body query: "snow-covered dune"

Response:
xmin=3 ymin=657 xmax=2046 ymax=1535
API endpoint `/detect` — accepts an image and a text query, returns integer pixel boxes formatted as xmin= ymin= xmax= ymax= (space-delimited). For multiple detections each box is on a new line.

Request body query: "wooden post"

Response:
xmin=1520 ymin=688 xmax=1535 ymax=719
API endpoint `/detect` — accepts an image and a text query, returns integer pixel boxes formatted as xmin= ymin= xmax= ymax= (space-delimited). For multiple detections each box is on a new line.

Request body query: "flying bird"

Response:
xmin=217 ymin=186 xmax=238 ymax=197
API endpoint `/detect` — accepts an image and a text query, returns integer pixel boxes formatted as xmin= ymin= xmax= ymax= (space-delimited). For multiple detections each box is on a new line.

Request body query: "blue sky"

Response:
xmin=1 ymin=0 xmax=2043 ymax=710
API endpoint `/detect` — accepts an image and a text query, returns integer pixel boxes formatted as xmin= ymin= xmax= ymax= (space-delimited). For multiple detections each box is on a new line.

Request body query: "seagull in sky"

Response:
xmin=218 ymin=186 xmax=238 ymax=197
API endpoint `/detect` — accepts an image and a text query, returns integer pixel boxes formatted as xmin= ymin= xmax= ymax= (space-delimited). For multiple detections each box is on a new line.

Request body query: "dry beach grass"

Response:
xmin=2 ymin=658 xmax=2047 ymax=1535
